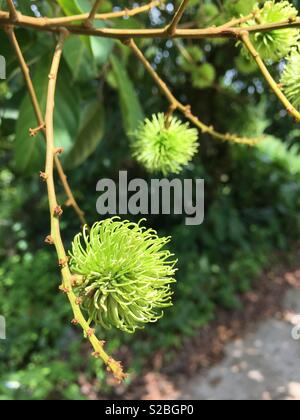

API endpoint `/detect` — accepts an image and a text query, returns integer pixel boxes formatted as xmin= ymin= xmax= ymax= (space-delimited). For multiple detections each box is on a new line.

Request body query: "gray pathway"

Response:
xmin=180 ymin=289 xmax=300 ymax=400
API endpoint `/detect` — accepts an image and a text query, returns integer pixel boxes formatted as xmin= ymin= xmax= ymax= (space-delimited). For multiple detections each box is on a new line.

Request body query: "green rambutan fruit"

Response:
xmin=69 ymin=218 xmax=177 ymax=334
xmin=242 ymin=1 xmax=300 ymax=62
xmin=280 ymin=48 xmax=300 ymax=109
xmin=131 ymin=113 xmax=199 ymax=176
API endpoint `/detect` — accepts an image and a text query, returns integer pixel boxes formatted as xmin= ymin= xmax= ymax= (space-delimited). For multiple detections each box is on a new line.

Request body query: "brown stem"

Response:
xmin=6 ymin=0 xmax=18 ymax=21
xmin=0 ymin=9 xmax=300 ymax=40
xmin=218 ymin=12 xmax=255 ymax=29
xmin=84 ymin=0 xmax=103 ymax=28
xmin=166 ymin=0 xmax=190 ymax=35
xmin=241 ymin=31 xmax=300 ymax=122
xmin=5 ymin=26 xmax=87 ymax=226
xmin=127 ymin=39 xmax=261 ymax=145
xmin=44 ymin=30 xmax=126 ymax=383
xmin=33 ymin=1 xmax=163 ymax=26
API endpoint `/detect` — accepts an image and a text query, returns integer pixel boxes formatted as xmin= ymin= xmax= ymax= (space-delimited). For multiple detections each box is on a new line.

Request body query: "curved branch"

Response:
xmin=44 ymin=30 xmax=126 ymax=383
xmin=241 ymin=30 xmax=300 ymax=123
xmin=126 ymin=39 xmax=261 ymax=145
xmin=46 ymin=0 xmax=163 ymax=26
xmin=218 ymin=12 xmax=256 ymax=29
xmin=166 ymin=0 xmax=190 ymax=35
xmin=0 ymin=9 xmax=300 ymax=40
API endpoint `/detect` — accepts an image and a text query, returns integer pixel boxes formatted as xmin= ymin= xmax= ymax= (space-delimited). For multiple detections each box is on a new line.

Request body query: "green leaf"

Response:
xmin=64 ymin=36 xmax=113 ymax=81
xmin=65 ymin=100 xmax=105 ymax=169
xmin=56 ymin=0 xmax=82 ymax=15
xmin=63 ymin=36 xmax=96 ymax=82
xmin=110 ymin=55 xmax=144 ymax=134
xmin=15 ymin=56 xmax=80 ymax=173
xmin=76 ymin=0 xmax=96 ymax=13
xmin=90 ymin=37 xmax=114 ymax=67
xmin=56 ymin=0 xmax=104 ymax=15
xmin=61 ymin=6 xmax=113 ymax=81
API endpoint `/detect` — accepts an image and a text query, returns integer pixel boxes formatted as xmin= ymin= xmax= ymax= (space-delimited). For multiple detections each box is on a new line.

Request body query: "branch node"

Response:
xmin=86 ymin=328 xmax=95 ymax=337
xmin=70 ymin=276 xmax=77 ymax=287
xmin=44 ymin=235 xmax=54 ymax=245
xmin=75 ymin=297 xmax=83 ymax=305
xmin=39 ymin=171 xmax=48 ymax=182
xmin=70 ymin=275 xmax=84 ymax=287
xmin=54 ymin=147 xmax=64 ymax=155
xmin=71 ymin=318 xmax=79 ymax=325
xmin=59 ymin=284 xmax=70 ymax=293
xmin=29 ymin=123 xmax=45 ymax=137
xmin=58 ymin=257 xmax=69 ymax=268
xmin=54 ymin=205 xmax=63 ymax=218
xmin=122 ymin=38 xmax=132 ymax=47
xmin=239 ymin=29 xmax=249 ymax=39
xmin=183 ymin=105 xmax=192 ymax=116
xmin=84 ymin=0 xmax=102 ymax=28
xmin=165 ymin=24 xmax=176 ymax=37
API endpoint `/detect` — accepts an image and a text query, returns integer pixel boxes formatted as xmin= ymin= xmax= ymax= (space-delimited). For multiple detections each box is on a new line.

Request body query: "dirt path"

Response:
xmin=179 ymin=289 xmax=300 ymax=400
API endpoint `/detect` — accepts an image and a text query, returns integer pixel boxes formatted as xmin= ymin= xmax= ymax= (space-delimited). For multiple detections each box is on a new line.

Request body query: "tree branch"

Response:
xmin=44 ymin=30 xmax=126 ymax=383
xmin=5 ymin=26 xmax=87 ymax=226
xmin=43 ymin=0 xmax=162 ymax=26
xmin=84 ymin=0 xmax=103 ymax=28
xmin=126 ymin=39 xmax=261 ymax=145
xmin=1 ymin=9 xmax=300 ymax=40
xmin=241 ymin=31 xmax=300 ymax=122
xmin=166 ymin=0 xmax=190 ymax=35
xmin=6 ymin=0 xmax=18 ymax=21
xmin=218 ymin=12 xmax=256 ymax=29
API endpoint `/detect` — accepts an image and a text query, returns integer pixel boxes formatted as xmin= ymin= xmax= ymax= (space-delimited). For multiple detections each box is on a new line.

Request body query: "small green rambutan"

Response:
xmin=280 ymin=48 xmax=300 ymax=110
xmin=131 ymin=113 xmax=199 ymax=176
xmin=69 ymin=218 xmax=177 ymax=334
xmin=242 ymin=1 xmax=300 ymax=62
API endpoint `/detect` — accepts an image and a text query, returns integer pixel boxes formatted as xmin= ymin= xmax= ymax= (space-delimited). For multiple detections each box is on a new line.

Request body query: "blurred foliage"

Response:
xmin=1 ymin=0 xmax=300 ymax=399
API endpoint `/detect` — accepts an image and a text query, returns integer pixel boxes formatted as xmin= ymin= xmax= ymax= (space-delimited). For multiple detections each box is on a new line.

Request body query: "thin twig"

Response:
xmin=1 ymin=9 xmax=300 ymax=39
xmin=5 ymin=26 xmax=87 ymax=226
xmin=84 ymin=0 xmax=102 ymax=28
xmin=126 ymin=39 xmax=261 ymax=145
xmin=44 ymin=30 xmax=126 ymax=383
xmin=6 ymin=0 xmax=18 ymax=21
xmin=44 ymin=0 xmax=162 ymax=26
xmin=167 ymin=0 xmax=190 ymax=35
xmin=218 ymin=12 xmax=255 ymax=29
xmin=241 ymin=31 xmax=300 ymax=122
